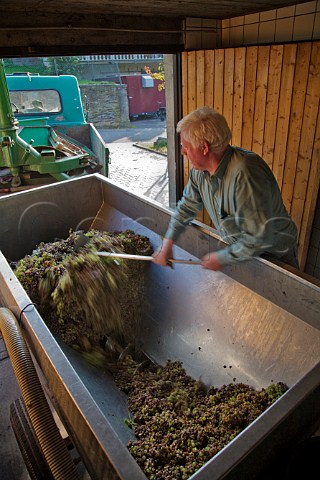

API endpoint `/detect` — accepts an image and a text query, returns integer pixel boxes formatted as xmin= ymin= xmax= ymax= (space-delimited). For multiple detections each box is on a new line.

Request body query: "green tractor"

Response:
xmin=0 ymin=59 xmax=109 ymax=192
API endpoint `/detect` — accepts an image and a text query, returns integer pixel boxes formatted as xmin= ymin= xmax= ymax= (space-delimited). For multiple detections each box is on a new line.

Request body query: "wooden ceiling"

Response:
xmin=0 ymin=1 xmax=309 ymax=56
xmin=1 ymin=1 xmax=308 ymax=19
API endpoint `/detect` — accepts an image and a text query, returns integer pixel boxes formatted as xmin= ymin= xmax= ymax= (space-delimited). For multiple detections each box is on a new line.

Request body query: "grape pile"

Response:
xmin=12 ymin=229 xmax=153 ymax=348
xmin=12 ymin=230 xmax=288 ymax=480
xmin=114 ymin=356 xmax=288 ymax=480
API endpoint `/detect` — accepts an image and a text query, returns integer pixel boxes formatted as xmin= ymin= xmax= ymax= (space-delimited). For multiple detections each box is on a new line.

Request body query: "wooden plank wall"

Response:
xmin=181 ymin=42 xmax=320 ymax=268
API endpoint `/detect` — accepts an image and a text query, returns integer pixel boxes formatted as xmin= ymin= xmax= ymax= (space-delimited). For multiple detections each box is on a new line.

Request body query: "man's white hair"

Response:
xmin=177 ymin=106 xmax=231 ymax=154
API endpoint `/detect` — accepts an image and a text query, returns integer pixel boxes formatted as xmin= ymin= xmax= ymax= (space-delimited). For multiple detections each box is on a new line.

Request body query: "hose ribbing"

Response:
xmin=0 ymin=307 xmax=81 ymax=480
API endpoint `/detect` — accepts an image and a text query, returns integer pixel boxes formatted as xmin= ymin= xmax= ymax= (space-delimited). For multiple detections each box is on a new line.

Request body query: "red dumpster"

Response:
xmin=121 ymin=74 xmax=166 ymax=120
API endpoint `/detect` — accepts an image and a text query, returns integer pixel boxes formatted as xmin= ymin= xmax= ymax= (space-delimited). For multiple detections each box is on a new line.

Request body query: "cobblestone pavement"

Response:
xmin=100 ymin=120 xmax=169 ymax=207
xmin=107 ymin=143 xmax=169 ymax=206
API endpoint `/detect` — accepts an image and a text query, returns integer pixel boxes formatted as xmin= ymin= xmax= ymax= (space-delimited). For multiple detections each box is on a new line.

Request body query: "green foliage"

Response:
xmin=46 ymin=56 xmax=84 ymax=77
xmin=3 ymin=59 xmax=50 ymax=76
xmin=153 ymin=138 xmax=167 ymax=152
xmin=3 ymin=57 xmax=83 ymax=77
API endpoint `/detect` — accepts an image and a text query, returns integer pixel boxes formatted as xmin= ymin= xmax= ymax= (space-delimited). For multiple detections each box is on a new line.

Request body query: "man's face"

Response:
xmin=180 ymin=134 xmax=207 ymax=171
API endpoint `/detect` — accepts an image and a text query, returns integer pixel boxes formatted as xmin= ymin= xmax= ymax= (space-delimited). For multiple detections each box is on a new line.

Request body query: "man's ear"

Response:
xmin=203 ymin=141 xmax=210 ymax=155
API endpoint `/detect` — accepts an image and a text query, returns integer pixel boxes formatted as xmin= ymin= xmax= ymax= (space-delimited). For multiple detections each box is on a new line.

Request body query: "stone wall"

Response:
xmin=79 ymin=83 xmax=130 ymax=128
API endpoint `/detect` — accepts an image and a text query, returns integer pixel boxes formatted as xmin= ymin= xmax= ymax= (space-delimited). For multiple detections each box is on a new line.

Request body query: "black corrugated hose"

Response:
xmin=0 ymin=307 xmax=81 ymax=480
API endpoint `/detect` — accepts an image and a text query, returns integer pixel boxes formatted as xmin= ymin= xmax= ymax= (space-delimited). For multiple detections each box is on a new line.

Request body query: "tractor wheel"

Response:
xmin=10 ymin=397 xmax=53 ymax=480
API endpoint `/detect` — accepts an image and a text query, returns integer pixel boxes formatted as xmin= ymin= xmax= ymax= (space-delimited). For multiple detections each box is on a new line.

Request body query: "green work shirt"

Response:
xmin=165 ymin=146 xmax=298 ymax=266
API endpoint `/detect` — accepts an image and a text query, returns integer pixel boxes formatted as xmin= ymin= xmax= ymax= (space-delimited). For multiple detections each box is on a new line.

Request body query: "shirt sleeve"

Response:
xmin=165 ymin=171 xmax=204 ymax=242
xmin=215 ymin=167 xmax=286 ymax=266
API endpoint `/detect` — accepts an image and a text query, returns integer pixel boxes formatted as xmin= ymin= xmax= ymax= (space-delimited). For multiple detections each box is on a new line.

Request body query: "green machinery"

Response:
xmin=0 ymin=59 xmax=109 ymax=191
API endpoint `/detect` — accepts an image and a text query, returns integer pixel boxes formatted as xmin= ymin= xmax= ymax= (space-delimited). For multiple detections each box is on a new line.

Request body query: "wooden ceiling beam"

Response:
xmin=0 ymin=15 xmax=185 ymax=57
xmin=0 ymin=13 xmax=182 ymax=31
xmin=0 ymin=1 xmax=304 ymax=20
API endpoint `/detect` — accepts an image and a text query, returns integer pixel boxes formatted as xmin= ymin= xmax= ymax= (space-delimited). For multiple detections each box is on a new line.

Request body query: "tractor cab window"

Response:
xmin=9 ymin=89 xmax=62 ymax=115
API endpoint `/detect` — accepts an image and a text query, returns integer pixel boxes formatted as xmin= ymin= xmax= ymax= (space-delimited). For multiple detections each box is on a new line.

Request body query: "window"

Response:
xmin=10 ymin=89 xmax=62 ymax=115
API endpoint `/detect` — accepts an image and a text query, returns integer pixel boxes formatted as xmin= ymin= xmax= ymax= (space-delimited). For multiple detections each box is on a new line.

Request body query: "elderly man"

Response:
xmin=153 ymin=106 xmax=298 ymax=270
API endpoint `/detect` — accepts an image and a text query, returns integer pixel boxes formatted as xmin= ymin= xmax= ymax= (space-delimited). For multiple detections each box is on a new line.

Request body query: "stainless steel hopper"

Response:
xmin=0 ymin=174 xmax=319 ymax=480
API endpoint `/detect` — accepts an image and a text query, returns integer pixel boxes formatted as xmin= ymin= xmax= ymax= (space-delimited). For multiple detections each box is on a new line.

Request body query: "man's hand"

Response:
xmin=152 ymin=238 xmax=174 ymax=266
xmin=201 ymin=252 xmax=223 ymax=271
